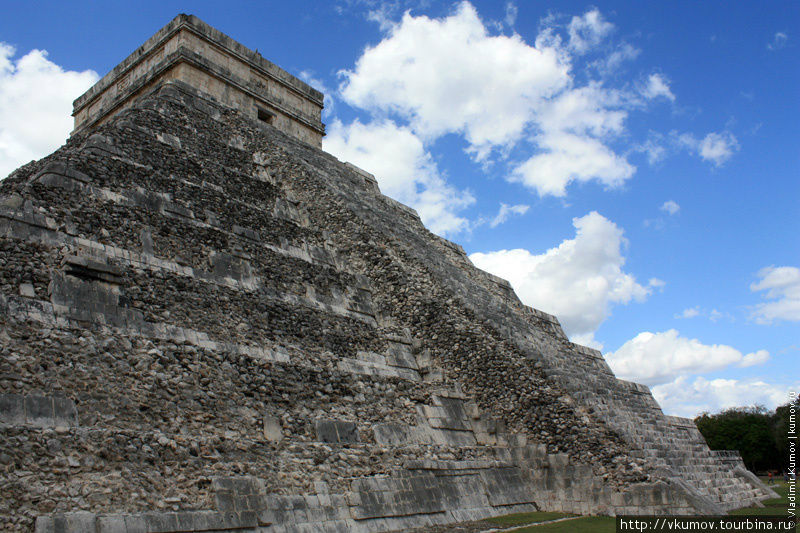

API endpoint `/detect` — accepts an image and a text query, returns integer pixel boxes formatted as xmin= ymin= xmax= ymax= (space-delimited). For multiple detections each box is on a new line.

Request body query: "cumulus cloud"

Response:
xmin=636 ymin=134 xmax=667 ymax=166
xmin=673 ymin=306 xmax=732 ymax=322
xmin=0 ymin=43 xmax=98 ymax=179
xmin=653 ymin=376 xmax=797 ymax=418
xmin=660 ymin=200 xmax=680 ymax=215
xmin=592 ymin=42 xmax=640 ymax=75
xmin=512 ymin=131 xmax=634 ymax=196
xmin=323 ymin=118 xmax=474 ymax=235
xmin=510 ymin=83 xmax=635 ymax=196
xmin=606 ymin=329 xmax=770 ymax=386
xmin=489 ymin=203 xmax=529 ymax=228
xmin=676 ymin=307 xmax=700 ymax=319
xmin=677 ymin=131 xmax=739 ymax=167
xmin=750 ymin=265 xmax=800 ymax=323
xmin=504 ymin=2 xmax=518 ymax=28
xmin=338 ymin=3 xmax=639 ymax=196
xmin=740 ymin=349 xmax=770 ymax=367
xmin=767 ymin=32 xmax=788 ymax=51
xmin=340 ymin=2 xmax=569 ymax=156
xmin=567 ymin=9 xmax=614 ymax=54
xmin=470 ymin=211 xmax=651 ymax=339
xmin=698 ymin=132 xmax=739 ymax=165
xmin=641 ymin=73 xmax=675 ymax=102
xmin=299 ymin=70 xmax=336 ymax=120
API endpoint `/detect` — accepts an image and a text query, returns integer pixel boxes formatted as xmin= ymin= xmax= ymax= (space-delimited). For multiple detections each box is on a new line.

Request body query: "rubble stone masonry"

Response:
xmin=0 ymin=15 xmax=777 ymax=533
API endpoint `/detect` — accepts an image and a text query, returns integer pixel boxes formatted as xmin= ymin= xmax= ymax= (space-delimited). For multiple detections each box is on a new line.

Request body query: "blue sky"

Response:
xmin=1 ymin=1 xmax=797 ymax=417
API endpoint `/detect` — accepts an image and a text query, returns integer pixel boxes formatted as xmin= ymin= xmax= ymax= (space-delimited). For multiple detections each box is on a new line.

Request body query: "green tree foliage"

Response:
xmin=773 ymin=399 xmax=799 ymax=469
xmin=694 ymin=399 xmax=798 ymax=472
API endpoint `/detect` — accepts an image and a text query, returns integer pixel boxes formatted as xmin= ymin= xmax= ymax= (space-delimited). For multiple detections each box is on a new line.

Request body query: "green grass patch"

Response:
xmin=511 ymin=516 xmax=616 ymax=532
xmin=729 ymin=480 xmax=793 ymax=516
xmin=485 ymin=511 xmax=575 ymax=526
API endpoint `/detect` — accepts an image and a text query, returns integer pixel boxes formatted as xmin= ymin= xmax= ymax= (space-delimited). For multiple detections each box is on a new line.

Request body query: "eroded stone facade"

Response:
xmin=72 ymin=15 xmax=324 ymax=147
xmin=0 ymin=18 xmax=777 ymax=533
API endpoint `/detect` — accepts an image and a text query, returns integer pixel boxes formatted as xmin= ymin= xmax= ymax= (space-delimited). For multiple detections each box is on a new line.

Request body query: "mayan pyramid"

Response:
xmin=0 ymin=14 xmax=776 ymax=533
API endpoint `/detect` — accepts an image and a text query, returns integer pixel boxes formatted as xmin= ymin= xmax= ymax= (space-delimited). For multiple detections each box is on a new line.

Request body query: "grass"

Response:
xmin=508 ymin=516 xmax=616 ymax=532
xmin=485 ymin=511 xmax=575 ymax=526
xmin=729 ymin=480 xmax=793 ymax=517
xmin=484 ymin=479 xmax=795 ymax=531
xmin=484 ymin=511 xmax=616 ymax=532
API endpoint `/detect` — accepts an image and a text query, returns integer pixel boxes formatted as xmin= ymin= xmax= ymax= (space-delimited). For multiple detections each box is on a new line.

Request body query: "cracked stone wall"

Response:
xmin=0 ymin=80 xmax=774 ymax=533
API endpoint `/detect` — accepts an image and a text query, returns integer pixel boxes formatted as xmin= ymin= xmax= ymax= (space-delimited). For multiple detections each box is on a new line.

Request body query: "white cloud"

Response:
xmin=653 ymin=376 xmax=797 ymax=418
xmin=510 ymin=81 xmax=636 ymax=196
xmin=637 ymin=135 xmax=667 ymax=165
xmin=677 ymin=131 xmax=739 ymax=166
xmin=299 ymin=70 xmax=336 ymax=120
xmin=489 ymin=202 xmax=529 ymax=228
xmin=750 ymin=265 xmax=800 ymax=323
xmin=323 ymin=118 xmax=474 ymax=235
xmin=740 ymin=350 xmax=770 ymax=368
xmin=339 ymin=1 xmax=569 ymax=156
xmin=593 ymin=42 xmax=640 ymax=75
xmin=709 ymin=309 xmax=727 ymax=322
xmin=512 ymin=130 xmax=635 ymax=196
xmin=641 ymin=73 xmax=675 ymax=102
xmin=673 ymin=306 xmax=732 ymax=322
xmin=567 ymin=9 xmax=614 ymax=54
xmin=699 ymin=132 xmax=738 ymax=166
xmin=339 ymin=3 xmax=640 ymax=197
xmin=0 ymin=43 xmax=98 ymax=179
xmin=606 ymin=329 xmax=770 ymax=386
xmin=504 ymin=2 xmax=518 ymax=27
xmin=660 ymin=200 xmax=680 ymax=215
xmin=676 ymin=307 xmax=700 ymax=319
xmin=470 ymin=211 xmax=650 ymax=339
xmin=767 ymin=32 xmax=788 ymax=51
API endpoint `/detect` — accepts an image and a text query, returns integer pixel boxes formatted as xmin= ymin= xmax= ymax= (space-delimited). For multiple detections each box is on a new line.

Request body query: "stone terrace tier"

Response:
xmin=71 ymin=14 xmax=325 ymax=147
xmin=0 ymin=80 xmax=776 ymax=533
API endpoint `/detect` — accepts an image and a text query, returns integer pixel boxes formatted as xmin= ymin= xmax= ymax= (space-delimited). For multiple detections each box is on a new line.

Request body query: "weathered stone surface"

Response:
xmin=0 ymin=15 xmax=775 ymax=533
xmin=71 ymin=15 xmax=325 ymax=147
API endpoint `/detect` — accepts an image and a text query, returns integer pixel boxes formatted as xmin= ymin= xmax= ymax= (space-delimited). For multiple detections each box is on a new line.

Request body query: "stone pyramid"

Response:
xmin=0 ymin=14 xmax=776 ymax=533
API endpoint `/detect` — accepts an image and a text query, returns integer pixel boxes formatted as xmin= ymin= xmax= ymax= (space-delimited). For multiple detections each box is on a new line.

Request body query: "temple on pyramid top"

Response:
xmin=71 ymin=14 xmax=326 ymax=147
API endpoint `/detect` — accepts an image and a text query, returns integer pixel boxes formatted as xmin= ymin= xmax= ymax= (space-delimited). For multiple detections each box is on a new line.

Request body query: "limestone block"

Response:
xmin=39 ymin=512 xmax=96 ymax=533
xmin=53 ymin=396 xmax=78 ymax=427
xmin=0 ymin=393 xmax=25 ymax=425
xmin=315 ymin=419 xmax=359 ymax=444
xmin=24 ymin=395 xmax=55 ymax=428
xmin=96 ymin=514 xmax=126 ymax=533
xmin=480 ymin=468 xmax=537 ymax=507
xmin=156 ymin=132 xmax=182 ymax=150
xmin=372 ymin=422 xmax=411 ymax=445
xmin=19 ymin=283 xmax=36 ymax=298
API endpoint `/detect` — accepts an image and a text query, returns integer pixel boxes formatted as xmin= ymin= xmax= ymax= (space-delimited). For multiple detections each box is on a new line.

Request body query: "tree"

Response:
xmin=772 ymin=398 xmax=800 ymax=470
xmin=694 ymin=405 xmax=779 ymax=472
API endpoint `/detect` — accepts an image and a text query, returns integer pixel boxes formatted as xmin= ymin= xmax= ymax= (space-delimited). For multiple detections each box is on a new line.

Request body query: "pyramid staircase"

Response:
xmin=0 ymin=82 xmax=772 ymax=533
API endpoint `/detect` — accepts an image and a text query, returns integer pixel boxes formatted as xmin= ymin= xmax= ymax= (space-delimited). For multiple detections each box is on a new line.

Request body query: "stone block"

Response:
xmin=263 ymin=414 xmax=283 ymax=442
xmin=215 ymin=491 xmax=236 ymax=512
xmin=315 ymin=419 xmax=359 ymax=444
xmin=25 ymin=395 xmax=54 ymax=427
xmin=19 ymin=283 xmax=36 ymax=298
xmin=0 ymin=393 xmax=25 ymax=425
xmin=52 ymin=512 xmax=96 ymax=533
xmin=34 ymin=516 xmax=54 ymax=533
xmin=123 ymin=514 xmax=148 ymax=532
xmin=53 ymin=396 xmax=78 ymax=427
xmin=314 ymin=481 xmax=330 ymax=495
xmin=139 ymin=512 xmax=179 ymax=531
xmin=212 ymin=476 xmax=263 ymax=496
xmin=96 ymin=514 xmax=127 ymax=533
xmin=372 ymin=422 xmax=410 ymax=445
